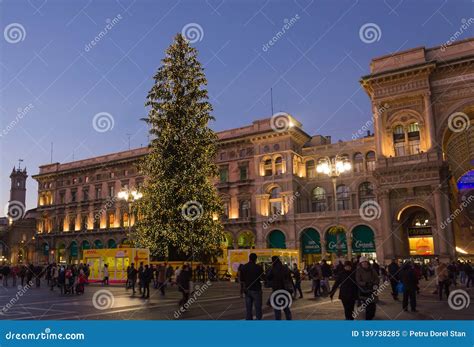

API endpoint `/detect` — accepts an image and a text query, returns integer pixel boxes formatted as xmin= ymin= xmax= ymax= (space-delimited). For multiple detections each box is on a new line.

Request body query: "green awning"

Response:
xmin=107 ymin=239 xmax=117 ymax=249
xmin=70 ymin=242 xmax=78 ymax=257
xmin=352 ymin=225 xmax=376 ymax=253
xmin=82 ymin=241 xmax=90 ymax=250
xmin=42 ymin=243 xmax=49 ymax=256
xmin=268 ymin=230 xmax=286 ymax=249
xmin=325 ymin=230 xmax=347 ymax=254
xmin=94 ymin=240 xmax=103 ymax=249
xmin=301 ymin=228 xmax=321 ymax=254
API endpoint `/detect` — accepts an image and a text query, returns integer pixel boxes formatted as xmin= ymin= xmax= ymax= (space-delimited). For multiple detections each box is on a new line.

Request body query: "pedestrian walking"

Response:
xmin=436 ymin=262 xmax=450 ymax=300
xmin=399 ymin=261 xmax=418 ymax=312
xmin=102 ymin=264 xmax=109 ymax=286
xmin=141 ymin=264 xmax=152 ymax=299
xmin=309 ymin=262 xmax=322 ymax=297
xmin=292 ymin=263 xmax=303 ymax=299
xmin=329 ymin=261 xmax=359 ymax=320
xmin=267 ymin=256 xmax=293 ymax=320
xmin=240 ymin=253 xmax=264 ymax=320
xmin=177 ymin=264 xmax=192 ymax=307
xmin=388 ymin=259 xmax=400 ymax=300
xmin=128 ymin=263 xmax=138 ymax=294
xmin=355 ymin=257 xmax=379 ymax=320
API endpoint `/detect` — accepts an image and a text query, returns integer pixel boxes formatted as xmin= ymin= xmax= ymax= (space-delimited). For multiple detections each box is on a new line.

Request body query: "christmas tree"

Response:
xmin=135 ymin=33 xmax=224 ymax=260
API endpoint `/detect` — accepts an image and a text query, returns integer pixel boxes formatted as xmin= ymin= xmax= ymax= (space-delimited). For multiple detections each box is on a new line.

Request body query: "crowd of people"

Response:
xmin=238 ymin=255 xmax=473 ymax=320
xmin=1 ymin=258 xmax=472 ymax=320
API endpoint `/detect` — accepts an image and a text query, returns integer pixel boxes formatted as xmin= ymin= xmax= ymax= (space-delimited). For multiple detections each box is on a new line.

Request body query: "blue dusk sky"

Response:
xmin=0 ymin=0 xmax=473 ymax=211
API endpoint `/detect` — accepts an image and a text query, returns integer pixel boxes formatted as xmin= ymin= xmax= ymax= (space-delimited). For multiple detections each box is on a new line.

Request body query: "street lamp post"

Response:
xmin=316 ymin=156 xmax=352 ymax=259
xmin=117 ymin=188 xmax=143 ymax=246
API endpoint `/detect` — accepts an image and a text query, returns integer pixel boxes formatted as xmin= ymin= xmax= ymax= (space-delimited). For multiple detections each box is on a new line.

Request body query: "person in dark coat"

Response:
xmin=266 ymin=256 xmax=293 ymax=320
xmin=141 ymin=264 xmax=152 ymax=299
xmin=240 ymin=253 xmax=264 ymax=320
xmin=355 ymin=257 xmax=379 ymax=320
xmin=399 ymin=262 xmax=418 ymax=312
xmin=128 ymin=263 xmax=138 ymax=295
xmin=177 ymin=264 xmax=192 ymax=307
xmin=292 ymin=263 xmax=303 ymax=299
xmin=329 ymin=261 xmax=359 ymax=320
xmin=387 ymin=259 xmax=400 ymax=300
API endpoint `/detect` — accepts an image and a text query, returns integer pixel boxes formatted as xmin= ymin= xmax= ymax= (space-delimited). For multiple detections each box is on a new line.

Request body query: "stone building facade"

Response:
xmin=31 ymin=39 xmax=474 ymax=265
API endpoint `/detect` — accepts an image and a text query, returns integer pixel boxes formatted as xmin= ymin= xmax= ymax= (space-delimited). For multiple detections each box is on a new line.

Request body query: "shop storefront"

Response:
xmin=325 ymin=229 xmax=347 ymax=256
xmin=301 ymin=228 xmax=322 ymax=265
xmin=351 ymin=225 xmax=376 ymax=259
xmin=227 ymin=248 xmax=299 ymax=278
xmin=83 ymin=248 xmax=149 ymax=283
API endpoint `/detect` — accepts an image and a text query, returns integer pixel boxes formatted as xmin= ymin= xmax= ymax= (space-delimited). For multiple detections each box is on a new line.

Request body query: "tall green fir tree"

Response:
xmin=135 ymin=33 xmax=224 ymax=260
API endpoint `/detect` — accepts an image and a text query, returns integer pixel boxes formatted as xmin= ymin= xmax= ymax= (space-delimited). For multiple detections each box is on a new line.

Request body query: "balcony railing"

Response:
xmin=376 ymin=151 xmax=441 ymax=168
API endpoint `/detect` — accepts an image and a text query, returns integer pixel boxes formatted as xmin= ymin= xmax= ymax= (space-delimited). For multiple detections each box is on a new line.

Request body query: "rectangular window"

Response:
xmin=239 ymin=166 xmax=248 ymax=181
xmin=109 ymin=185 xmax=115 ymax=197
xmin=59 ymin=191 xmax=65 ymax=204
xmin=95 ymin=186 xmax=102 ymax=199
xmin=219 ymin=167 xmax=229 ymax=183
xmin=83 ymin=189 xmax=89 ymax=201
xmin=71 ymin=190 xmax=77 ymax=203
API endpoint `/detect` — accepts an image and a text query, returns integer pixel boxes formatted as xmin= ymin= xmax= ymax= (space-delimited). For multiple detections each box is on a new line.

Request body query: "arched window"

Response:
xmin=311 ymin=187 xmax=326 ymax=212
xmin=393 ymin=125 xmax=405 ymax=157
xmin=68 ymin=216 xmax=75 ymax=232
xmin=270 ymin=187 xmax=281 ymax=199
xmin=239 ymin=200 xmax=250 ymax=218
xmin=306 ymin=160 xmax=316 ymax=178
xmin=407 ymin=122 xmax=420 ymax=155
xmin=336 ymin=185 xmax=350 ymax=210
xmin=81 ymin=215 xmax=88 ymax=231
xmin=353 ymin=153 xmax=364 ymax=173
xmin=359 ymin=181 xmax=375 ymax=205
xmin=264 ymin=158 xmax=272 ymax=176
xmin=122 ymin=212 xmax=129 ymax=227
xmin=366 ymin=151 xmax=376 ymax=171
xmin=275 ymin=156 xmax=283 ymax=175
xmin=107 ymin=212 xmax=115 ymax=228
xmin=269 ymin=187 xmax=282 ymax=215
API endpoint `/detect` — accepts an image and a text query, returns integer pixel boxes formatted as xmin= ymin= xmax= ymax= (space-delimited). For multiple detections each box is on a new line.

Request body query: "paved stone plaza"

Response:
xmin=0 ymin=279 xmax=472 ymax=320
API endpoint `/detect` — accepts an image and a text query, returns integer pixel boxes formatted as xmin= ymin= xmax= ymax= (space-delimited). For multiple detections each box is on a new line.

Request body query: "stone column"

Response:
xmin=424 ymin=92 xmax=436 ymax=151
xmin=347 ymin=230 xmax=352 ymax=260
xmin=373 ymin=104 xmax=384 ymax=158
xmin=433 ymin=187 xmax=448 ymax=257
xmin=380 ymin=190 xmax=395 ymax=260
